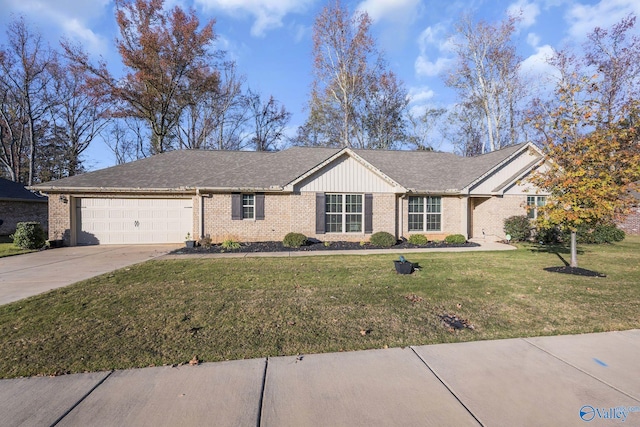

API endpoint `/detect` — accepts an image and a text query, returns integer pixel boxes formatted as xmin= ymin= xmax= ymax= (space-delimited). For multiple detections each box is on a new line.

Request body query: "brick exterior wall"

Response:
xmin=201 ymin=192 xmax=399 ymax=243
xmin=471 ymin=195 xmax=528 ymax=240
xmin=0 ymin=200 xmax=48 ymax=236
xmin=402 ymin=195 xmax=463 ymax=241
xmin=618 ymin=206 xmax=640 ymax=235
xmin=48 ymin=195 xmax=72 ymax=244
xmin=202 ymin=193 xmax=292 ymax=243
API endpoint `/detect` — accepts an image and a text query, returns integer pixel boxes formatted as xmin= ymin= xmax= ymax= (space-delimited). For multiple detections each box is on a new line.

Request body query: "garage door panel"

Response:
xmin=77 ymin=198 xmax=193 ymax=245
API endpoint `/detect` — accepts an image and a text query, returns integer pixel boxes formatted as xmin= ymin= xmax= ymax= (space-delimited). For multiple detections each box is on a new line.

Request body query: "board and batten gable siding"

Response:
xmin=469 ymin=148 xmax=542 ymax=195
xmin=295 ymin=155 xmax=398 ymax=194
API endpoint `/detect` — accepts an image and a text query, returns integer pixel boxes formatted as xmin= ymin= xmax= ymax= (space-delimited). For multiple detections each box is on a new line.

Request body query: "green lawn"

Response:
xmin=0 ymin=236 xmax=34 ymax=258
xmin=0 ymin=237 xmax=638 ymax=378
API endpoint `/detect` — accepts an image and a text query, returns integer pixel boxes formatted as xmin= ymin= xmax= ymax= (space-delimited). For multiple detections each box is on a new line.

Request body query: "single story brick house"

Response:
xmin=30 ymin=142 xmax=547 ymax=246
xmin=0 ymin=177 xmax=48 ymax=236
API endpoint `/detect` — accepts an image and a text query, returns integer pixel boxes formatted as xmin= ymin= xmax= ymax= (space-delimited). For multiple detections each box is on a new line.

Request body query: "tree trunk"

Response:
xmin=570 ymin=231 xmax=578 ymax=268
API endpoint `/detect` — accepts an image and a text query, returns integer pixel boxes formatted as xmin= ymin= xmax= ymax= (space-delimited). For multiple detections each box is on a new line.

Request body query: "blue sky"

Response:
xmin=1 ymin=0 xmax=639 ymax=170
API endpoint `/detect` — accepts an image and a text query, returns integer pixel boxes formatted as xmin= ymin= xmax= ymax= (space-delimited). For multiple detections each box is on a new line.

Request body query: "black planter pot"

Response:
xmin=185 ymin=240 xmax=196 ymax=248
xmin=394 ymin=260 xmax=415 ymax=274
xmin=48 ymin=239 xmax=64 ymax=248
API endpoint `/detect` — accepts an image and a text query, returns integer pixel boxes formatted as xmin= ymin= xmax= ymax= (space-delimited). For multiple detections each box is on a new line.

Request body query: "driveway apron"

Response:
xmin=0 ymin=245 xmax=180 ymax=305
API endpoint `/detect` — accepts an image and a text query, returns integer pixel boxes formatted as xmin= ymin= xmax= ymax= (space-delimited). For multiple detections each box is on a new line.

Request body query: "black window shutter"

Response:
xmin=365 ymin=193 xmax=373 ymax=234
xmin=255 ymin=194 xmax=265 ymax=220
xmin=231 ymin=193 xmax=242 ymax=220
xmin=316 ymin=193 xmax=326 ymax=234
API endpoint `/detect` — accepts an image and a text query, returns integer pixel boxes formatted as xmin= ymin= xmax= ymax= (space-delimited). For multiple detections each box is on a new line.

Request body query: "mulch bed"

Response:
xmin=171 ymin=239 xmax=480 ymax=255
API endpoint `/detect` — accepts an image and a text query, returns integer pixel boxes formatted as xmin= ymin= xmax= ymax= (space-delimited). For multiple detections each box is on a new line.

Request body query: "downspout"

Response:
xmin=398 ymin=194 xmax=405 ymax=240
xmin=197 ymin=188 xmax=204 ymax=239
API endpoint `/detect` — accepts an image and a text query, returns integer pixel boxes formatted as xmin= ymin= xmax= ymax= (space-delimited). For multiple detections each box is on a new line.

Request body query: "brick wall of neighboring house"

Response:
xmin=0 ymin=200 xmax=48 ymax=236
xmin=471 ymin=195 xmax=528 ymax=240
xmin=618 ymin=206 xmax=640 ymax=235
xmin=48 ymin=195 xmax=71 ymax=244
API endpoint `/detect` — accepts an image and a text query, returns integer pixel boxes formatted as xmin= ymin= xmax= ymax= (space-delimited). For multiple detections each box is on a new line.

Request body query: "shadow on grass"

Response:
xmin=530 ymin=243 xmax=606 ymax=277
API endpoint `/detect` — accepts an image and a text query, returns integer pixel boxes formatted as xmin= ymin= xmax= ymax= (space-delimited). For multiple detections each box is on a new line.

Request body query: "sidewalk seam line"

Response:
xmin=257 ymin=357 xmax=268 ymax=427
xmin=410 ymin=347 xmax=485 ymax=427
xmin=49 ymin=370 xmax=114 ymax=427
xmin=522 ymin=338 xmax=640 ymax=402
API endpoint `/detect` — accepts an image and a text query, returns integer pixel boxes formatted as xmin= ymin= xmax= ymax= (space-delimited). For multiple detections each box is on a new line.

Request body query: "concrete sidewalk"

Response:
xmin=1 ymin=330 xmax=638 ymax=426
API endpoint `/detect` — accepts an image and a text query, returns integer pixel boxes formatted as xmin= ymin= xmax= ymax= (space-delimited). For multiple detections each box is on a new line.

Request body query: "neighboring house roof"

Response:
xmin=0 ymin=177 xmax=48 ymax=202
xmin=31 ymin=143 xmax=538 ymax=195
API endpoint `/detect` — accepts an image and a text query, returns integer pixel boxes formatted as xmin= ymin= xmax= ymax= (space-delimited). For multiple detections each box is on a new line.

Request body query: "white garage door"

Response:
xmin=77 ymin=198 xmax=193 ymax=245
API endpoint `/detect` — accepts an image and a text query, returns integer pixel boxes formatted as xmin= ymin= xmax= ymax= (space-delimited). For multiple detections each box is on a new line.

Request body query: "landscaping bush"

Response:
xmin=503 ymin=215 xmax=532 ymax=242
xmin=444 ymin=234 xmax=467 ymax=244
xmin=581 ymin=223 xmax=625 ymax=244
xmin=11 ymin=222 xmax=46 ymax=250
xmin=283 ymin=232 xmax=307 ymax=248
xmin=221 ymin=239 xmax=241 ymax=250
xmin=408 ymin=234 xmax=428 ymax=245
xmin=198 ymin=235 xmax=212 ymax=249
xmin=370 ymin=231 xmax=397 ymax=247
xmin=535 ymin=226 xmax=563 ymax=245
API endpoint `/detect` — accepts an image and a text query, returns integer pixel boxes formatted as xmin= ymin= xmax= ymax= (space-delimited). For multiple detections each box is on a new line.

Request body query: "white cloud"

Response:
xmin=0 ymin=0 xmax=111 ymax=54
xmin=195 ymin=0 xmax=314 ymax=37
xmin=507 ymin=0 xmax=541 ymax=29
xmin=527 ymin=32 xmax=541 ymax=47
xmin=520 ymin=44 xmax=559 ymax=80
xmin=565 ymin=0 xmax=640 ymax=40
xmin=408 ymin=86 xmax=435 ymax=104
xmin=356 ymin=0 xmax=421 ymax=24
xmin=414 ymin=24 xmax=454 ymax=78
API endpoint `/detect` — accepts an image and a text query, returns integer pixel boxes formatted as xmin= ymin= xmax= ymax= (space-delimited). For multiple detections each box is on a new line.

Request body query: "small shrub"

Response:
xmin=359 ymin=240 xmax=367 ymax=246
xmin=221 ymin=239 xmax=241 ymax=250
xmin=323 ymin=241 xmax=331 ymax=247
xmin=283 ymin=232 xmax=307 ymax=248
xmin=408 ymin=234 xmax=428 ymax=245
xmin=198 ymin=235 xmax=212 ymax=249
xmin=587 ymin=223 xmax=625 ymax=244
xmin=503 ymin=215 xmax=532 ymax=242
xmin=11 ymin=222 xmax=46 ymax=249
xmin=370 ymin=231 xmax=397 ymax=247
xmin=535 ymin=226 xmax=563 ymax=245
xmin=444 ymin=234 xmax=466 ymax=244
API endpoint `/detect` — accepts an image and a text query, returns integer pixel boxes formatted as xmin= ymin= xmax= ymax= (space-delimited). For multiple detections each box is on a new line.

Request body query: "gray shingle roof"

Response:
xmin=31 ymin=144 xmax=531 ymax=194
xmin=1 ymin=177 xmax=48 ymax=202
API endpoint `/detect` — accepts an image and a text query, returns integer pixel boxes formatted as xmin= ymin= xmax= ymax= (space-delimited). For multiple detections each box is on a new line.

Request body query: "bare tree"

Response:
xmin=245 ymin=89 xmax=291 ymax=151
xmin=407 ymin=107 xmax=446 ymax=151
xmin=446 ymin=13 xmax=526 ymax=153
xmin=0 ymin=16 xmax=56 ymax=184
xmin=301 ymin=0 xmax=407 ymax=149
xmin=49 ymin=61 xmax=110 ymax=175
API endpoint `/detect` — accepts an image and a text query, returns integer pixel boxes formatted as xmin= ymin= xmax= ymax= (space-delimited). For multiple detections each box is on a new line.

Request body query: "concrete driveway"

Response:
xmin=0 ymin=244 xmax=180 ymax=305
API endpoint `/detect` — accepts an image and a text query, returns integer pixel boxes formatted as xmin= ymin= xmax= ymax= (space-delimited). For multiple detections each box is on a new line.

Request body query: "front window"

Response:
xmin=243 ymin=194 xmax=255 ymax=219
xmin=408 ymin=196 xmax=441 ymax=231
xmin=326 ymin=194 xmax=363 ymax=233
xmin=527 ymin=196 xmax=546 ymax=219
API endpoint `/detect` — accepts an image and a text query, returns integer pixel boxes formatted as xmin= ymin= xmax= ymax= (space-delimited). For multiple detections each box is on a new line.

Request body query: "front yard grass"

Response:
xmin=0 ymin=236 xmax=638 ymax=378
xmin=0 ymin=236 xmax=34 ymax=258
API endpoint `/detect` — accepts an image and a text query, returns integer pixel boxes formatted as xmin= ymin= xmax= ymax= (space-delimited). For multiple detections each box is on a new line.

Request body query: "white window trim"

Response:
xmin=527 ymin=196 xmax=546 ymax=219
xmin=326 ymin=193 xmax=364 ymax=234
xmin=408 ymin=196 xmax=442 ymax=232
xmin=242 ymin=194 xmax=255 ymax=220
